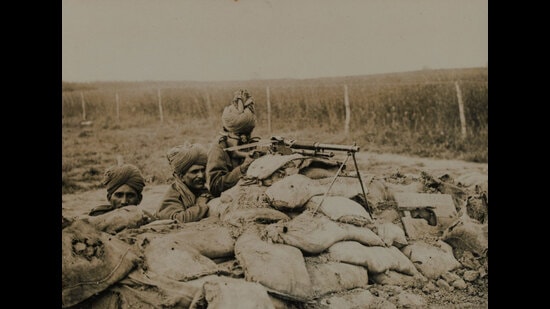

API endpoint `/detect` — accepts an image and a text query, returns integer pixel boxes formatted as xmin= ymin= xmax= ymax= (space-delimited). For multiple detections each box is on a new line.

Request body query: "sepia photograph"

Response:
xmin=62 ymin=1 xmax=488 ymax=308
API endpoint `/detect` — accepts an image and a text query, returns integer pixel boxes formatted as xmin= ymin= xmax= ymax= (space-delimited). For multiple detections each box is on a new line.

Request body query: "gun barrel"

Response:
xmin=289 ymin=140 xmax=359 ymax=153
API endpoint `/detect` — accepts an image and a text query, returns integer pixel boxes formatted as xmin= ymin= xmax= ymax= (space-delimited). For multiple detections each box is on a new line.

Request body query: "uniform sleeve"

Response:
xmin=206 ymin=142 xmax=244 ymax=197
xmin=155 ymin=184 xmax=209 ymax=223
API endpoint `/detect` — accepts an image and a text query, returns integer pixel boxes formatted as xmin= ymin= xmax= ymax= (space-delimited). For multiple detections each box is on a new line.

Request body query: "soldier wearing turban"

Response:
xmin=206 ymin=89 xmax=260 ymax=197
xmin=88 ymin=164 xmax=146 ymax=216
xmin=155 ymin=143 xmax=213 ymax=223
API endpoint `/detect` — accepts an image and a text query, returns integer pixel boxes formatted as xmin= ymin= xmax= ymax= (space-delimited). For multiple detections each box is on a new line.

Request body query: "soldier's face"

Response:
xmin=181 ymin=164 xmax=206 ymax=191
xmin=109 ymin=184 xmax=141 ymax=208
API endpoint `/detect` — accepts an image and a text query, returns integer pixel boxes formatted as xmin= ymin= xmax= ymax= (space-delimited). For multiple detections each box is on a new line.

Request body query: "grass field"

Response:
xmin=62 ymin=67 xmax=487 ymax=194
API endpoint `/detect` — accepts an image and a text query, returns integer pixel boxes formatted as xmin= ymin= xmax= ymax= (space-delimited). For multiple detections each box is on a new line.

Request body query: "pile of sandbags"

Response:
xmin=63 ymin=154 xmax=488 ymax=308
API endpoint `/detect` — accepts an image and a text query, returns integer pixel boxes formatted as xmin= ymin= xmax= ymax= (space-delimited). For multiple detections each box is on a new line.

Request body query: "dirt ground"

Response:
xmin=62 ymin=151 xmax=488 ymax=308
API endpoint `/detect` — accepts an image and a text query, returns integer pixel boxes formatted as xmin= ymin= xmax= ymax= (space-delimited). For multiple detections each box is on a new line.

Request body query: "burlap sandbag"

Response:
xmin=152 ymin=218 xmax=237 ymax=259
xmin=217 ymin=181 xmax=271 ymax=216
xmin=442 ymin=213 xmax=488 ymax=257
xmin=305 ymin=259 xmax=369 ymax=298
xmin=264 ymin=174 xmax=323 ymax=210
xmin=115 ymin=270 xmax=202 ymax=308
xmin=305 ymin=195 xmax=373 ymax=227
xmin=71 ymin=272 xmax=199 ymax=309
xmin=85 ymin=205 xmax=152 ymax=235
xmin=189 ymin=276 xmax=275 ymax=309
xmin=221 ymin=208 xmax=290 ymax=230
xmin=327 ymin=241 xmax=418 ymax=275
xmin=234 ymin=226 xmax=313 ymax=302
xmin=142 ymin=234 xmax=220 ymax=281
xmin=245 ymin=154 xmax=305 ymax=181
xmin=263 ymin=212 xmax=384 ymax=254
xmin=401 ymin=240 xmax=462 ymax=279
xmin=62 ymin=219 xmax=141 ymax=308
xmin=373 ymin=222 xmax=408 ymax=248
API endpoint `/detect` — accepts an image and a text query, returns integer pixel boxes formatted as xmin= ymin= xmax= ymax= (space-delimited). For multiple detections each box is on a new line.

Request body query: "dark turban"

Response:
xmin=167 ymin=144 xmax=208 ymax=176
xmin=102 ymin=164 xmax=146 ymax=200
xmin=222 ymin=89 xmax=256 ymax=133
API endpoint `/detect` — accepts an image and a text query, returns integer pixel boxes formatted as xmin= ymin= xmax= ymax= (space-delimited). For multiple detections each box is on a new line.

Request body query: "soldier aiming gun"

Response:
xmin=206 ymin=89 xmax=261 ymax=197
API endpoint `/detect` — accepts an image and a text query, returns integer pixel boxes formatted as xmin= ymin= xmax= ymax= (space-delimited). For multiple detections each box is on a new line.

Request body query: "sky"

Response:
xmin=62 ymin=0 xmax=488 ymax=83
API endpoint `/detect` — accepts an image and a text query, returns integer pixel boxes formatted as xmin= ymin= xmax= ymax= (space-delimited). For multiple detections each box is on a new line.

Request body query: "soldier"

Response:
xmin=206 ymin=89 xmax=259 ymax=197
xmin=155 ymin=143 xmax=213 ymax=223
xmin=88 ymin=163 xmax=146 ymax=216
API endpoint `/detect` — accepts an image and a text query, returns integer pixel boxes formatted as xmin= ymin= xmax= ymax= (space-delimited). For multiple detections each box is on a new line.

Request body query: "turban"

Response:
xmin=167 ymin=143 xmax=208 ymax=176
xmin=103 ymin=164 xmax=146 ymax=200
xmin=222 ymin=89 xmax=256 ymax=133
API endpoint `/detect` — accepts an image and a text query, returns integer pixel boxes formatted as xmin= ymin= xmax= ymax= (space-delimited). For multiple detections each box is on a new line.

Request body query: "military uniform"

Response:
xmin=206 ymin=134 xmax=248 ymax=197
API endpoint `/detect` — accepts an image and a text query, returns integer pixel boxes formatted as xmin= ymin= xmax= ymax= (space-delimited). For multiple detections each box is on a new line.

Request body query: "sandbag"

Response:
xmin=300 ymin=166 xmax=340 ymax=179
xmin=305 ymin=195 xmax=373 ymax=227
xmin=68 ymin=282 xmax=194 ymax=309
xmin=116 ymin=219 xmax=180 ymax=245
xmin=401 ymin=240 xmax=462 ymax=279
xmin=265 ymin=174 xmax=323 ymax=210
xmin=442 ymin=213 xmax=488 ymax=257
xmin=327 ymin=241 xmax=418 ymax=275
xmin=62 ymin=219 xmax=141 ymax=308
xmin=85 ymin=206 xmax=152 ymax=235
xmin=246 ymin=153 xmax=305 ymax=180
xmin=234 ymin=226 xmax=313 ymax=302
xmin=221 ymin=208 xmax=290 ymax=229
xmin=115 ymin=269 xmax=201 ymax=308
xmin=207 ymin=197 xmax=224 ymax=218
xmin=264 ymin=212 xmax=384 ymax=254
xmin=373 ymin=222 xmax=408 ymax=248
xmin=218 ymin=181 xmax=271 ymax=215
xmin=142 ymin=234 xmax=220 ymax=281
xmin=305 ymin=259 xmax=369 ymax=297
xmin=455 ymin=172 xmax=488 ymax=192
xmin=189 ymin=276 xmax=275 ymax=309
xmin=147 ymin=219 xmax=236 ymax=259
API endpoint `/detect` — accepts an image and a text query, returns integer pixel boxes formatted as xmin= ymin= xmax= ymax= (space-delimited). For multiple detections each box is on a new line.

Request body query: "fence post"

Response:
xmin=344 ymin=85 xmax=350 ymax=137
xmin=80 ymin=91 xmax=86 ymax=121
xmin=454 ymin=81 xmax=467 ymax=139
xmin=205 ymin=90 xmax=212 ymax=115
xmin=158 ymin=88 xmax=164 ymax=123
xmin=266 ymin=86 xmax=272 ymax=136
xmin=116 ymin=155 xmax=124 ymax=166
xmin=115 ymin=91 xmax=120 ymax=123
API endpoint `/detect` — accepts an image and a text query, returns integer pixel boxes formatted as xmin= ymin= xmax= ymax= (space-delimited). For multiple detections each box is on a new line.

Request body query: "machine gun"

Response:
xmin=223 ymin=136 xmax=357 ymax=157
xmin=223 ymin=136 xmax=373 ymax=218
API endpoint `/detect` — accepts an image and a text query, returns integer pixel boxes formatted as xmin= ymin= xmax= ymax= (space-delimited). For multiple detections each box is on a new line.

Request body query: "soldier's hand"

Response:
xmin=240 ymin=155 xmax=255 ymax=174
xmin=249 ymin=149 xmax=267 ymax=159
xmin=244 ymin=97 xmax=254 ymax=107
